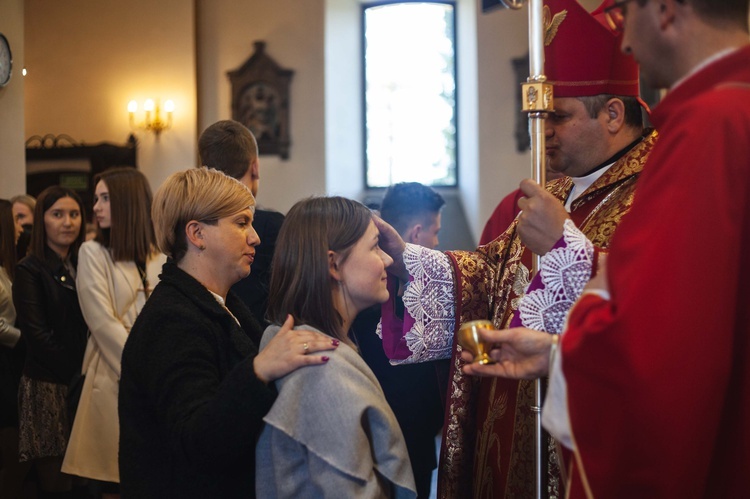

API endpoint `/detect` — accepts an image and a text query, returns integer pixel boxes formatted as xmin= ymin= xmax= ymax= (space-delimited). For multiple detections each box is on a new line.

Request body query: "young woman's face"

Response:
xmin=44 ymin=196 xmax=82 ymax=257
xmin=201 ymin=208 xmax=260 ymax=286
xmin=12 ymin=201 xmax=33 ymax=241
xmin=93 ymin=180 xmax=111 ymax=229
xmin=338 ymin=220 xmax=393 ymax=313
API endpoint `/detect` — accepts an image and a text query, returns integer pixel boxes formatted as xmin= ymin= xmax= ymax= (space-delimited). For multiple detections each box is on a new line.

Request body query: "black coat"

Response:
xmin=119 ymin=261 xmax=277 ymax=499
xmin=13 ymin=247 xmax=88 ymax=384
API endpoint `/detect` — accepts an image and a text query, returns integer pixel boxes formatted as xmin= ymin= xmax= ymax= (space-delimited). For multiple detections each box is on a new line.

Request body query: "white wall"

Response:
xmin=323 ymin=0 xmax=543 ymax=244
xmin=324 ymin=0 xmax=363 ymax=201
xmin=0 ymin=0 xmax=26 ymax=199
xmin=321 ymin=0 xmax=520 ymax=245
xmin=197 ymin=0 xmax=327 ymax=213
xmin=456 ymin=0 xmax=482 ymax=241
xmin=23 ymin=0 xmax=197 ymax=193
xmin=474 ymin=5 xmax=532 ymax=242
xmin=3 ymin=0 xmax=622 ymax=238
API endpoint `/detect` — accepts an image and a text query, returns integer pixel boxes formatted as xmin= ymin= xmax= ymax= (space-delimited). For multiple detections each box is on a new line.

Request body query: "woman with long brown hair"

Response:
xmin=13 ymin=187 xmax=88 ymax=498
xmin=62 ymin=167 xmax=165 ymax=496
xmin=256 ymin=196 xmax=416 ymax=498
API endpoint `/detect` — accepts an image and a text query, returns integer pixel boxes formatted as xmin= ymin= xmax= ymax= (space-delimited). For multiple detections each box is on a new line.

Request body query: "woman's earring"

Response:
xmin=199 ymin=244 xmax=206 ymax=251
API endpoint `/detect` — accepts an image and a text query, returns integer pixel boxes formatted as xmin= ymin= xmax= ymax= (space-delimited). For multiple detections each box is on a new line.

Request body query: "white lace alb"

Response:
xmin=517 ymin=219 xmax=594 ymax=334
xmin=390 ymin=244 xmax=456 ymax=364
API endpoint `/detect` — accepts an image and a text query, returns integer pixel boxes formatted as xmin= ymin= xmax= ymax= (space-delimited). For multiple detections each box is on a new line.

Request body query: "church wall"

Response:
xmin=0 ymin=0 xmax=26 ymax=198
xmin=197 ymin=0 xmax=327 ymax=214
xmin=23 ymin=0 xmax=197 ymax=193
xmin=1 ymin=0 xmax=634 ymax=240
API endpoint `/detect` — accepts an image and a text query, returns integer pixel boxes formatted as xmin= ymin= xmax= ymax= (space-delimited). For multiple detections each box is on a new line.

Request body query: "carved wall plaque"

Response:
xmin=228 ymin=41 xmax=294 ymax=159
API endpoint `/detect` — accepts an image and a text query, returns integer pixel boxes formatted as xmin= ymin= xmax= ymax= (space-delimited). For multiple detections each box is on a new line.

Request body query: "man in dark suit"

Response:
xmin=198 ymin=120 xmax=284 ymax=328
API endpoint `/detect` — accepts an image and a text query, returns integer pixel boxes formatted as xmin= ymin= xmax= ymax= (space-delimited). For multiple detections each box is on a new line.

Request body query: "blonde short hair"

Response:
xmin=10 ymin=194 xmax=36 ymax=213
xmin=152 ymin=167 xmax=255 ymax=262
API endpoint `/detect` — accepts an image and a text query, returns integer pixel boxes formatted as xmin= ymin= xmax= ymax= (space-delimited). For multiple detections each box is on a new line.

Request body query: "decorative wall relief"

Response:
xmin=228 ymin=41 xmax=294 ymax=159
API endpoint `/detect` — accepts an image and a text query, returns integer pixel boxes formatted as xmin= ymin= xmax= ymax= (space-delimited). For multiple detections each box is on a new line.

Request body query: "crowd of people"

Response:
xmin=0 ymin=0 xmax=747 ymax=497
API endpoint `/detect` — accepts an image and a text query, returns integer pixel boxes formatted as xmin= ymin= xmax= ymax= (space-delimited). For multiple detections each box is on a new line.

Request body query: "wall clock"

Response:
xmin=0 ymin=33 xmax=12 ymax=87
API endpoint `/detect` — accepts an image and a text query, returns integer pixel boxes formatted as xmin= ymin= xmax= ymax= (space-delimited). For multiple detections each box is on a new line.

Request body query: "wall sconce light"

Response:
xmin=128 ymin=99 xmax=174 ymax=137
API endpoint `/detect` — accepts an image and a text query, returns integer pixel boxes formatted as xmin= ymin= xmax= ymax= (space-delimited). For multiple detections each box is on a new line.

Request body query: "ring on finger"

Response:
xmin=302 ymin=342 xmax=309 ymax=354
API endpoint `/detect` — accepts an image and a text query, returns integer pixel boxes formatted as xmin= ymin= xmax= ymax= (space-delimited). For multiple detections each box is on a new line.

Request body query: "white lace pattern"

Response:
xmin=391 ymin=244 xmax=456 ymax=364
xmin=517 ymin=219 xmax=594 ymax=334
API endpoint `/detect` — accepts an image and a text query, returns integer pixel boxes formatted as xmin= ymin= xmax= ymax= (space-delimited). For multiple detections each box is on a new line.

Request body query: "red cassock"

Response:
xmin=480 ymin=189 xmax=525 ymax=246
xmin=561 ymin=45 xmax=750 ymax=498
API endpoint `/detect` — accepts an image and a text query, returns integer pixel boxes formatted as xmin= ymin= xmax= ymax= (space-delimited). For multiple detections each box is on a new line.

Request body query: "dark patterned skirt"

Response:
xmin=0 ymin=345 xmax=24 ymax=428
xmin=18 ymin=376 xmax=70 ymax=461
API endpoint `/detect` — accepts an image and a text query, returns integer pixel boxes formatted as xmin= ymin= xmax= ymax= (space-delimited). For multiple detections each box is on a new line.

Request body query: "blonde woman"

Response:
xmin=63 ymin=167 xmax=165 ymax=496
xmin=118 ymin=168 xmax=336 ymax=498
xmin=10 ymin=194 xmax=35 ymax=260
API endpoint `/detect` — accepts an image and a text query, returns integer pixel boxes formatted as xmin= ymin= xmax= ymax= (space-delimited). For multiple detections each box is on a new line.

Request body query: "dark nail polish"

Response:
xmin=322 ymin=356 xmax=330 ymax=362
xmin=332 ymin=339 xmax=340 ymax=346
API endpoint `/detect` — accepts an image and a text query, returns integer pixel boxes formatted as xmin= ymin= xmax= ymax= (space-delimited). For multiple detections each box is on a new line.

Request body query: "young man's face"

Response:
xmin=621 ymin=0 xmax=668 ymax=89
xmin=410 ymin=212 xmax=441 ymax=250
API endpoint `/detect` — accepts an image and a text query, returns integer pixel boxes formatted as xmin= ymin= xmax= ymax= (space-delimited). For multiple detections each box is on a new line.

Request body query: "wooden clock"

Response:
xmin=0 ymin=33 xmax=12 ymax=87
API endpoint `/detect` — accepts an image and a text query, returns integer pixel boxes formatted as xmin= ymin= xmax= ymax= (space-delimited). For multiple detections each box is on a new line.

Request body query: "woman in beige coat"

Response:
xmin=62 ymin=168 xmax=165 ymax=497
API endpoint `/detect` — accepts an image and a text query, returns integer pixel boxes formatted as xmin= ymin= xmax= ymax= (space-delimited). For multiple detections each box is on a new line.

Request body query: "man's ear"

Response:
xmin=185 ymin=220 xmax=205 ymax=250
xmin=328 ymin=250 xmax=342 ymax=281
xmin=605 ymin=98 xmax=626 ymax=132
xmin=250 ymin=158 xmax=260 ymax=180
xmin=405 ymin=224 xmax=422 ymax=245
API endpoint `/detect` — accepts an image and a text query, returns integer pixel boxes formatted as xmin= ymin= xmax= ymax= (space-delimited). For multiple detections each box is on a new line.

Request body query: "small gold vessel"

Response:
xmin=458 ymin=320 xmax=496 ymax=365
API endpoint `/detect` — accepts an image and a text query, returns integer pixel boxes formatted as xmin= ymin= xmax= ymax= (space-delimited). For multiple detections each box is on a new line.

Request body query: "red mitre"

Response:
xmin=544 ymin=0 xmax=640 ymax=99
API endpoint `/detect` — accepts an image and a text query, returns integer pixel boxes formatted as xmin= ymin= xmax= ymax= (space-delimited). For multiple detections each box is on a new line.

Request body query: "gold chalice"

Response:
xmin=458 ymin=320 xmax=496 ymax=365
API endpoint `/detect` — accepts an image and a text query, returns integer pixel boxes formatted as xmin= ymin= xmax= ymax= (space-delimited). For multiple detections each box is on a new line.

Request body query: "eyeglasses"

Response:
xmin=603 ymin=0 xmax=639 ymax=33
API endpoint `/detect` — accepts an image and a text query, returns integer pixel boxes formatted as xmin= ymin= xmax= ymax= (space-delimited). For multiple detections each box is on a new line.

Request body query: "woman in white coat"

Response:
xmin=62 ymin=167 xmax=165 ymax=496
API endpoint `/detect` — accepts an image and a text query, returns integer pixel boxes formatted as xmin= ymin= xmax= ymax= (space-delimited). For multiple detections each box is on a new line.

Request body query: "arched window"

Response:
xmin=363 ymin=1 xmax=457 ymax=188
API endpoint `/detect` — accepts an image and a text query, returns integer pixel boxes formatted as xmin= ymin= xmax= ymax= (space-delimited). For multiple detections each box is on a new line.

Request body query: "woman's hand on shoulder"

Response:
xmin=253 ymin=315 xmax=339 ymax=384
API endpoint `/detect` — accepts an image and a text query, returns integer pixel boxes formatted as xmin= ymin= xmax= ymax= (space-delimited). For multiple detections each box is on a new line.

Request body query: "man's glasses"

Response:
xmin=603 ymin=0 xmax=638 ymax=33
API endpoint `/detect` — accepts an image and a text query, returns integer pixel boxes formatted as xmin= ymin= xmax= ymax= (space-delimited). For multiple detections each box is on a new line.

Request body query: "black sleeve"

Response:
xmin=122 ymin=311 xmax=277 ymax=471
xmin=13 ymin=264 xmax=77 ymax=381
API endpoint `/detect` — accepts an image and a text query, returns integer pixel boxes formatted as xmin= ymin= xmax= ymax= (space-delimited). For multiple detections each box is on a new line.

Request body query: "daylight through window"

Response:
xmin=363 ymin=2 xmax=457 ymax=188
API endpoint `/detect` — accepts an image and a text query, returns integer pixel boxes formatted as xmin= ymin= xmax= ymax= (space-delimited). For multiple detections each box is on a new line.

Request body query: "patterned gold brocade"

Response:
xmin=437 ymin=130 xmax=658 ymax=499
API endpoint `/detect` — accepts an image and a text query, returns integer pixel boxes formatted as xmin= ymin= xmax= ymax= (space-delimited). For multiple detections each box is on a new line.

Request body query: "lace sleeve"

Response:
xmin=515 ymin=219 xmax=594 ymax=334
xmin=378 ymin=243 xmax=456 ymax=365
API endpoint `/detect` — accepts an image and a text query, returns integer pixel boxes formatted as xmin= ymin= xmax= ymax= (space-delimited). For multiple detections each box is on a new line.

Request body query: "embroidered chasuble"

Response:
xmin=381 ymin=130 xmax=657 ymax=499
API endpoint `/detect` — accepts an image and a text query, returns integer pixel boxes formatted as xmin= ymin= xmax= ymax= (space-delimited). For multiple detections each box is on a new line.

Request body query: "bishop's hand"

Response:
xmin=373 ymin=215 xmax=409 ymax=282
xmin=517 ymin=179 xmax=571 ymax=255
